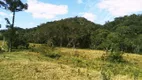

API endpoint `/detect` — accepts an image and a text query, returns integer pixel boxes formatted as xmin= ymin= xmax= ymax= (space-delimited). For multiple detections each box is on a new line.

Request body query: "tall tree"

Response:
xmin=0 ymin=0 xmax=28 ymax=52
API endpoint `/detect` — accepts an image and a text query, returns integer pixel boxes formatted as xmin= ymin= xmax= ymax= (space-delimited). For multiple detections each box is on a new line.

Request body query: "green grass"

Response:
xmin=0 ymin=42 xmax=142 ymax=80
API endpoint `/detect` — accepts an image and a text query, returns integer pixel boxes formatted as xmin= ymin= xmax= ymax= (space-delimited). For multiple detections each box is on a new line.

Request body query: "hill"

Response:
xmin=89 ymin=14 xmax=142 ymax=53
xmin=0 ymin=15 xmax=142 ymax=53
xmin=24 ymin=15 xmax=142 ymax=53
xmin=104 ymin=14 xmax=142 ymax=32
xmin=23 ymin=17 xmax=101 ymax=48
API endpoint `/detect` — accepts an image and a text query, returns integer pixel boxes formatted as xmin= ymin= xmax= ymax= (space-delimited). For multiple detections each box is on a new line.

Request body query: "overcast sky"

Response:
xmin=0 ymin=0 xmax=142 ymax=29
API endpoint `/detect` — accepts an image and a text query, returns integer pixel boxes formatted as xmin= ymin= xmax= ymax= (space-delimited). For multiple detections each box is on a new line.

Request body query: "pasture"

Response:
xmin=0 ymin=42 xmax=142 ymax=80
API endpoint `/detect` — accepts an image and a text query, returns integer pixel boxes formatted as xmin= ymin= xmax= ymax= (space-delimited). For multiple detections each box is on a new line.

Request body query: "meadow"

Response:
xmin=0 ymin=41 xmax=142 ymax=80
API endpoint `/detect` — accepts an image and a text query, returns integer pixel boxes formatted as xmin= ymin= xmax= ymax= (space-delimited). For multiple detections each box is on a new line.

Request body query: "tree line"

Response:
xmin=0 ymin=14 xmax=142 ymax=53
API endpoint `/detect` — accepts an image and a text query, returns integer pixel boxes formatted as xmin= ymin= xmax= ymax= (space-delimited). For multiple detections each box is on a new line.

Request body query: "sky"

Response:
xmin=0 ymin=0 xmax=142 ymax=29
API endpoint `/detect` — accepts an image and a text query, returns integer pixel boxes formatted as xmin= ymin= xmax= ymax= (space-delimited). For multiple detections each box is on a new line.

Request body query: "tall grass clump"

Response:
xmin=102 ymin=50 xmax=124 ymax=63
xmin=101 ymin=66 xmax=112 ymax=80
xmin=30 ymin=44 xmax=61 ymax=59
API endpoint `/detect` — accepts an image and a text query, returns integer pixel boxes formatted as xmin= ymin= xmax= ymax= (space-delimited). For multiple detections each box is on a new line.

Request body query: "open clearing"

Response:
xmin=0 ymin=42 xmax=142 ymax=80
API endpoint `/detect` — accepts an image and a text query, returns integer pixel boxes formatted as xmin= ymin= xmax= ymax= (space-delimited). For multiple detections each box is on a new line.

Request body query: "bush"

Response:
xmin=12 ymin=38 xmax=29 ymax=49
xmin=30 ymin=44 xmax=61 ymax=59
xmin=102 ymin=51 xmax=124 ymax=62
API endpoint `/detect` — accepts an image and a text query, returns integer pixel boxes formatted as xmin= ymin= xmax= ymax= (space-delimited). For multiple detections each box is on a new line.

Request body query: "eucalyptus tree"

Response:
xmin=0 ymin=0 xmax=28 ymax=52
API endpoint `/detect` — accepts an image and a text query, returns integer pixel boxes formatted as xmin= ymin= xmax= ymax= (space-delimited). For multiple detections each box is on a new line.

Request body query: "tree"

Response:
xmin=90 ymin=29 xmax=109 ymax=50
xmin=0 ymin=0 xmax=28 ymax=52
xmin=133 ymin=34 xmax=142 ymax=53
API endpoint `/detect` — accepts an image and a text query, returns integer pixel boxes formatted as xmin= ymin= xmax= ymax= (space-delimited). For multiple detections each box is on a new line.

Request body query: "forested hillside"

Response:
xmin=22 ymin=17 xmax=101 ymax=48
xmin=92 ymin=14 xmax=142 ymax=53
xmin=0 ymin=14 xmax=142 ymax=53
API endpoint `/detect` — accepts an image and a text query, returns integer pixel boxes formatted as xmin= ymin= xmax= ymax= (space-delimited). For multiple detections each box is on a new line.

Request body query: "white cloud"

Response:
xmin=0 ymin=12 xmax=7 ymax=16
xmin=98 ymin=0 xmax=142 ymax=17
xmin=77 ymin=0 xmax=83 ymax=4
xmin=27 ymin=0 xmax=68 ymax=19
xmin=82 ymin=12 xmax=96 ymax=22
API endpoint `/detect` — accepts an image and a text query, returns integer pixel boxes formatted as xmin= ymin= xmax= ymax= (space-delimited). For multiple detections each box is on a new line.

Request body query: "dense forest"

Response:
xmin=0 ymin=14 xmax=142 ymax=53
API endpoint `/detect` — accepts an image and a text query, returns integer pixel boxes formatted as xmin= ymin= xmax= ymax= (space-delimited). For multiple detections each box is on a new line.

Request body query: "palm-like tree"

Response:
xmin=0 ymin=0 xmax=28 ymax=52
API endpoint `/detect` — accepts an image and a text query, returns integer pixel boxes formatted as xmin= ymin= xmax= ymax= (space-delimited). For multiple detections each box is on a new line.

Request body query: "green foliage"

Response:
xmin=0 ymin=0 xmax=27 ymax=12
xmin=13 ymin=29 xmax=29 ymax=49
xmin=90 ymin=29 xmax=109 ymax=49
xmin=2 ymin=28 xmax=29 ymax=49
xmin=24 ymin=17 xmax=100 ymax=48
xmin=1 ymin=14 xmax=142 ymax=53
xmin=133 ymin=34 xmax=142 ymax=53
xmin=100 ymin=62 xmax=141 ymax=80
xmin=30 ymin=44 xmax=61 ymax=59
xmin=22 ymin=14 xmax=142 ymax=53
xmin=101 ymin=66 xmax=112 ymax=80
xmin=0 ymin=0 xmax=28 ymax=52
xmin=103 ymin=51 xmax=124 ymax=62
xmin=92 ymin=14 xmax=142 ymax=53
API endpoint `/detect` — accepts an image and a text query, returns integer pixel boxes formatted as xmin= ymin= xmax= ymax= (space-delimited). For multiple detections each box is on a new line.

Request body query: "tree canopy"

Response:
xmin=0 ymin=0 xmax=27 ymax=12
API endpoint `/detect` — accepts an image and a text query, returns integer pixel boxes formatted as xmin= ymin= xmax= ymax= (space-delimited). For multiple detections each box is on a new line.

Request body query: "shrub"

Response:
xmin=102 ymin=51 xmax=124 ymax=62
xmin=12 ymin=38 xmax=29 ymax=49
xmin=30 ymin=44 xmax=61 ymax=59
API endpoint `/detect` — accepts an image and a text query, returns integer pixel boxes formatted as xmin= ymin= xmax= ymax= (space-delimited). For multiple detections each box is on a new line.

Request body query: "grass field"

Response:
xmin=0 ymin=42 xmax=142 ymax=80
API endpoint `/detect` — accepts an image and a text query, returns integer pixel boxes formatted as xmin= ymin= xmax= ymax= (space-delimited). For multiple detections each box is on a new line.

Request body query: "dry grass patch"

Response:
xmin=0 ymin=61 xmax=102 ymax=80
xmin=0 ymin=61 xmax=136 ymax=80
xmin=58 ymin=48 xmax=105 ymax=60
xmin=0 ymin=44 xmax=142 ymax=80
xmin=123 ymin=53 xmax=142 ymax=69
